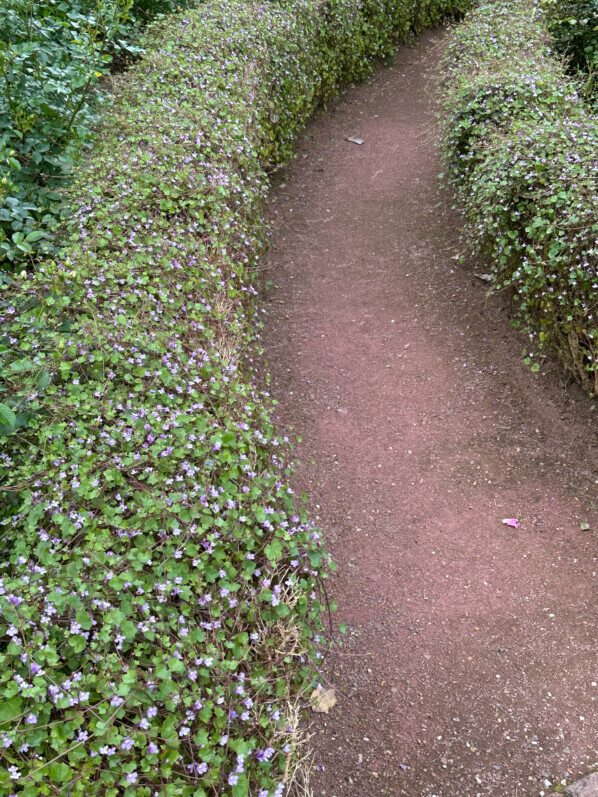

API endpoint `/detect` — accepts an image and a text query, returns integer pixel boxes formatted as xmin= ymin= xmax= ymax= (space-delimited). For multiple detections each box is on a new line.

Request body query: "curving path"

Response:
xmin=262 ymin=28 xmax=598 ymax=797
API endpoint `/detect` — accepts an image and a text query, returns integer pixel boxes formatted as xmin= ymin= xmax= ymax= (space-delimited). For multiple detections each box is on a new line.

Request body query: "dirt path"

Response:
xmin=261 ymin=28 xmax=598 ymax=797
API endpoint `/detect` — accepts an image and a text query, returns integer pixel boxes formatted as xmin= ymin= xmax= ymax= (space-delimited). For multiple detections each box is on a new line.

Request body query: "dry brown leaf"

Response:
xmin=310 ymin=688 xmax=337 ymax=714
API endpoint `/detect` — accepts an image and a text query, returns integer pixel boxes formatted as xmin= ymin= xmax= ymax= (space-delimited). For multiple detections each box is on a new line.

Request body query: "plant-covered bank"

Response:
xmin=440 ymin=0 xmax=598 ymax=393
xmin=0 ymin=0 xmax=469 ymax=793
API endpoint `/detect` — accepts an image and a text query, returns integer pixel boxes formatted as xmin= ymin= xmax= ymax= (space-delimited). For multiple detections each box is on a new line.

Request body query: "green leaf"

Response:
xmin=26 ymin=230 xmax=46 ymax=242
xmin=75 ymin=609 xmax=93 ymax=630
xmin=49 ymin=762 xmax=73 ymax=783
xmin=232 ymin=776 xmax=249 ymax=797
xmin=120 ymin=620 xmax=136 ymax=640
xmin=69 ymin=635 xmax=86 ymax=653
xmin=264 ymin=538 xmax=283 ymax=562
xmin=168 ymin=657 xmax=184 ymax=673
xmin=0 ymin=403 xmax=16 ymax=429
xmin=0 ymin=697 xmax=22 ymax=726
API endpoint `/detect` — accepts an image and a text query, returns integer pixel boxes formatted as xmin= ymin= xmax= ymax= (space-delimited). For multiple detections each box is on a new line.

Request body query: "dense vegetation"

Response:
xmin=440 ymin=0 xmax=598 ymax=393
xmin=544 ymin=0 xmax=598 ymax=101
xmin=0 ymin=0 xmax=469 ymax=793
xmin=0 ymin=0 xmax=197 ymax=268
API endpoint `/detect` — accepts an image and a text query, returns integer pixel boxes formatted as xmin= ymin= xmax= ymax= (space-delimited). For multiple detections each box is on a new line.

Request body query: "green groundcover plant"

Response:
xmin=0 ymin=0 xmax=469 ymax=793
xmin=440 ymin=0 xmax=598 ymax=392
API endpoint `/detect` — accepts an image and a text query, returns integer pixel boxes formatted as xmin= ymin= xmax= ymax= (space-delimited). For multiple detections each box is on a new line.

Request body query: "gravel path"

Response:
xmin=262 ymin=28 xmax=598 ymax=797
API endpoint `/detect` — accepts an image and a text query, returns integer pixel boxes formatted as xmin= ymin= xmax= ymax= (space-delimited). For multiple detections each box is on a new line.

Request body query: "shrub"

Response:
xmin=440 ymin=0 xmax=598 ymax=392
xmin=0 ymin=0 xmax=197 ymax=269
xmin=0 ymin=0 xmax=469 ymax=793
xmin=543 ymin=0 xmax=598 ymax=76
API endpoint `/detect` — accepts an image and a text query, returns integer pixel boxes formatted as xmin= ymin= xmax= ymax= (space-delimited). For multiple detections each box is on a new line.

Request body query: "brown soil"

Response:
xmin=261 ymin=28 xmax=598 ymax=797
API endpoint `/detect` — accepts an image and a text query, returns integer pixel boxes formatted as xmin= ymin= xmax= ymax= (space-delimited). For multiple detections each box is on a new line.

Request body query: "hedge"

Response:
xmin=0 ymin=0 xmax=469 ymax=793
xmin=439 ymin=0 xmax=598 ymax=392
xmin=544 ymin=0 xmax=598 ymax=84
